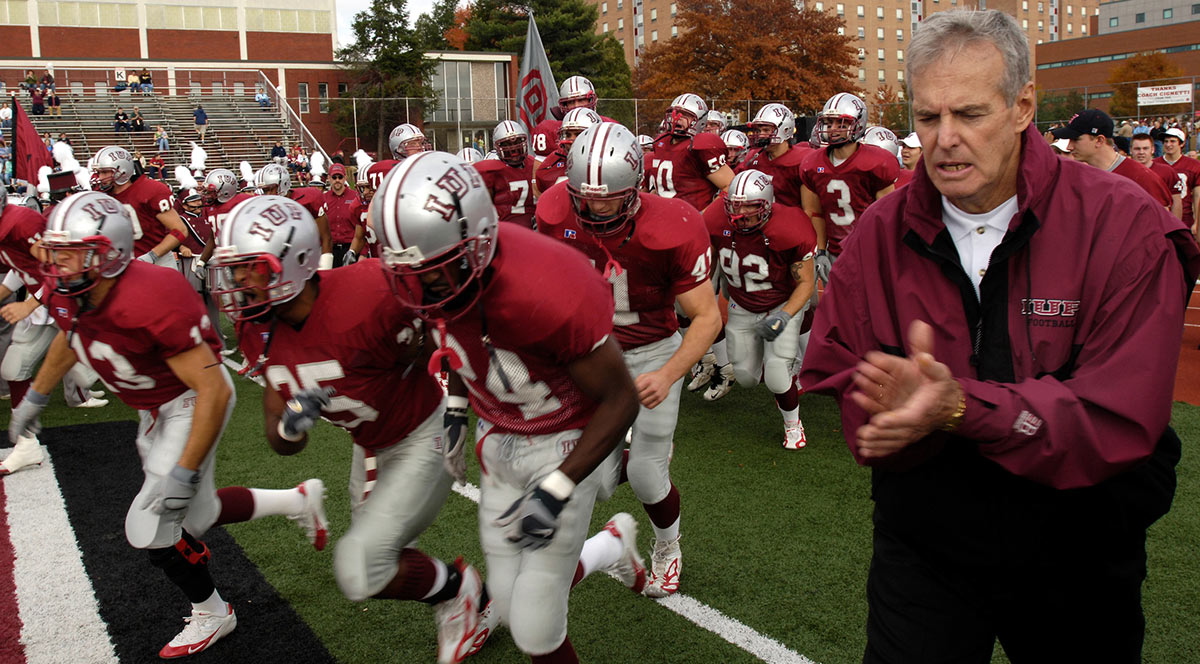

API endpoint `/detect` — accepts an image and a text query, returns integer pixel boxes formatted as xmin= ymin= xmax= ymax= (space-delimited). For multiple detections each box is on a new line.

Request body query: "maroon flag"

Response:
xmin=8 ymin=95 xmax=53 ymax=184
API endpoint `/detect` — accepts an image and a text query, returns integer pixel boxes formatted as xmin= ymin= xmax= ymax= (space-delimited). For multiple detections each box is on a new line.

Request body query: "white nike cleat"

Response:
xmin=288 ymin=479 xmax=328 ymax=551
xmin=644 ymin=535 xmax=682 ymax=598
xmin=600 ymin=513 xmax=647 ymax=594
xmin=783 ymin=423 xmax=807 ymax=450
xmin=464 ymin=595 xmax=498 ymax=657
xmin=1 ymin=435 xmax=44 ymax=476
xmin=158 ymin=603 xmax=237 ymax=658
xmin=702 ymin=364 xmax=734 ymax=401
xmin=434 ymin=559 xmax=482 ymax=664
xmin=686 ymin=352 xmax=716 ymax=392
xmin=73 ymin=397 xmax=109 ymax=408
xmin=89 ymin=389 xmax=106 ymax=399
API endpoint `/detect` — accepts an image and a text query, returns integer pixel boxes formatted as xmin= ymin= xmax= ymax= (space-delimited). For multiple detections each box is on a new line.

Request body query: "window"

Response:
xmin=1037 ymin=2 xmax=1043 ymax=12
xmin=877 ymin=27 xmax=884 ymax=39
xmin=318 ymin=82 xmax=329 ymax=113
xmin=619 ymin=38 xmax=624 ymax=46
xmin=1038 ymin=20 xmax=1043 ymax=31
xmin=297 ymin=82 xmax=309 ymax=113
xmin=337 ymin=83 xmax=347 ymax=97
xmin=1163 ymin=8 xmax=1173 ymax=18
xmin=897 ymin=28 xmax=904 ymax=41
xmin=1067 ymin=4 xmax=1073 ymax=15
xmin=897 ymin=50 xmax=904 ymax=61
xmin=617 ymin=0 xmax=622 ymax=8
xmin=637 ymin=34 xmax=644 ymax=46
xmin=1109 ymin=17 xmax=1118 ymax=26
xmin=858 ymin=26 xmax=865 ymax=39
xmin=1193 ymin=3 xmax=1200 ymax=15
xmin=672 ymin=26 xmax=677 ymax=37
xmin=878 ymin=70 xmax=886 ymax=81
xmin=877 ymin=7 xmax=884 ymax=19
xmin=670 ymin=3 xmax=676 ymax=16
xmin=855 ymin=4 xmax=863 ymax=17
xmin=837 ymin=4 xmax=844 ymax=16
xmin=858 ymin=68 xmax=866 ymax=81
xmin=837 ymin=26 xmax=844 ymax=35
xmin=896 ymin=8 xmax=903 ymax=20
xmin=815 ymin=1 xmax=823 ymax=10
xmin=858 ymin=47 xmax=865 ymax=60
xmin=651 ymin=8 xmax=657 ymax=21
xmin=1082 ymin=22 xmax=1087 ymax=33
xmin=897 ymin=70 xmax=905 ymax=82
xmin=1022 ymin=0 xmax=1028 ymax=9
xmin=1066 ymin=22 xmax=1072 ymax=33
xmin=651 ymin=29 xmax=658 ymax=42
xmin=1023 ymin=18 xmax=1028 ymax=28
xmin=877 ymin=48 xmax=885 ymax=60
xmin=618 ymin=17 xmax=623 ymax=29
xmin=601 ymin=1 xmax=607 ymax=13
xmin=1135 ymin=12 xmax=1144 ymax=23
xmin=602 ymin=22 xmax=608 ymax=32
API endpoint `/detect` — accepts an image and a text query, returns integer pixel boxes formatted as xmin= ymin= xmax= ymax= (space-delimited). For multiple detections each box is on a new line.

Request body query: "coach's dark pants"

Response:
xmin=862 ymin=428 xmax=1180 ymax=664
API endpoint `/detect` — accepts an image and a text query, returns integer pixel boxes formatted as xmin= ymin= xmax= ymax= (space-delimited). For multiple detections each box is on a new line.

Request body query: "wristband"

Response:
xmin=169 ymin=229 xmax=187 ymax=243
xmin=319 ymin=253 xmax=334 ymax=270
xmin=25 ymin=388 xmax=50 ymax=407
xmin=168 ymin=463 xmax=200 ymax=484
xmin=538 ymin=469 xmax=575 ymax=502
xmin=277 ymin=419 xmax=306 ymax=442
xmin=447 ymin=395 xmax=469 ymax=410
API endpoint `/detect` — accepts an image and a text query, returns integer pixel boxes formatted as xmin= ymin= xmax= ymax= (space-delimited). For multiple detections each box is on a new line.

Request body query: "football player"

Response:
xmin=645 ymin=94 xmax=735 ymax=212
xmin=322 ymin=163 xmax=368 ymax=265
xmin=457 ymin=147 xmax=484 ymax=163
xmin=1156 ymin=127 xmax=1200 ymax=232
xmin=538 ymin=123 xmax=722 ymax=598
xmin=91 ymin=145 xmax=189 ymax=268
xmin=375 ymin=151 xmax=646 ymax=663
xmin=704 ymin=170 xmax=817 ymax=449
xmin=638 ymin=134 xmax=655 ymax=155
xmin=390 ymin=123 xmax=431 ymax=161
xmin=801 ymin=93 xmax=899 ymax=284
xmin=862 ymin=126 xmax=902 ymax=165
xmin=703 ymin=111 xmax=727 ymax=135
xmin=1131 ymin=134 xmax=1184 ymax=220
xmin=896 ymin=132 xmax=922 ymax=188
xmin=533 ymin=108 xmax=601 ymax=199
xmin=210 ymin=195 xmax=488 ymax=664
xmin=255 ymin=163 xmax=333 ymax=269
xmin=473 ymin=120 xmax=537 ymax=228
xmin=9 ymin=191 xmax=327 ymax=658
xmin=721 ymin=129 xmax=750 ymax=170
xmin=530 ymin=76 xmax=617 ymax=159
xmin=741 ymin=105 xmax=808 ymax=207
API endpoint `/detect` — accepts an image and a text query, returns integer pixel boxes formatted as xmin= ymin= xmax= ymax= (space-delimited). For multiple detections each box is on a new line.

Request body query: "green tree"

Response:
xmin=1035 ymin=88 xmax=1086 ymax=130
xmin=464 ymin=0 xmax=635 ymax=127
xmin=333 ymin=0 xmax=438 ymax=156
xmin=872 ymin=85 xmax=909 ymax=135
xmin=1107 ymin=51 xmax=1189 ymax=118
xmin=413 ymin=0 xmax=460 ymax=51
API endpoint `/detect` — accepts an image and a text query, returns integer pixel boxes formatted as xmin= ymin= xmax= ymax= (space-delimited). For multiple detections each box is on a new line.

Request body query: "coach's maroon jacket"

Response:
xmin=801 ymin=124 xmax=1199 ymax=559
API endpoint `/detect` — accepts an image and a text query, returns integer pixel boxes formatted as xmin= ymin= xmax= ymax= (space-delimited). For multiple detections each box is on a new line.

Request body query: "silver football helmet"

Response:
xmin=256 ymin=163 xmax=292 ymax=197
xmin=373 ymin=151 xmax=498 ymax=320
xmin=203 ymin=168 xmax=240 ymax=205
xmin=41 ymin=191 xmax=135 ymax=295
xmin=748 ymin=104 xmax=796 ymax=148
xmin=456 ymin=147 xmax=484 ymax=163
xmin=724 ymin=169 xmax=774 ymax=234
xmin=862 ymin=126 xmax=901 ymax=161
xmin=637 ymin=134 xmax=655 ymax=153
xmin=559 ymin=76 xmax=598 ymax=111
xmin=389 ymin=124 xmax=428 ymax=159
xmin=721 ymin=129 xmax=751 ymax=167
xmin=817 ymin=93 xmax=868 ymax=146
xmin=90 ymin=146 xmax=137 ymax=191
xmin=665 ymin=94 xmax=708 ymax=138
xmin=558 ymin=108 xmax=603 ymax=151
xmin=493 ymin=120 xmax=529 ymax=166
xmin=704 ymin=110 xmax=727 ymax=134
xmin=209 ymin=195 xmax=320 ymax=322
xmin=566 ymin=123 xmax=643 ymax=237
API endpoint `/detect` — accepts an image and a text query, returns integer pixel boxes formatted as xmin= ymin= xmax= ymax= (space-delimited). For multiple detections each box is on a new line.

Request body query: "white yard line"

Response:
xmin=3 ymin=446 xmax=119 ymax=664
xmin=450 ymin=482 xmax=818 ymax=664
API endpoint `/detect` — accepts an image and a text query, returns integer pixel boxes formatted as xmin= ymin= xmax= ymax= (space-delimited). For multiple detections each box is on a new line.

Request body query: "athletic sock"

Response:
xmin=8 ymin=379 xmax=29 ymax=409
xmin=247 ymin=487 xmax=306 ymax=519
xmin=421 ymin=557 xmax=461 ymax=604
xmin=576 ymin=528 xmax=623 ymax=582
xmin=193 ymin=589 xmax=229 ymax=616
xmin=774 ymin=384 xmax=799 ymax=415
xmin=531 ymin=637 xmax=578 ymax=664
xmin=712 ymin=338 xmax=729 ymax=366
xmin=644 ymin=484 xmax=681 ymax=541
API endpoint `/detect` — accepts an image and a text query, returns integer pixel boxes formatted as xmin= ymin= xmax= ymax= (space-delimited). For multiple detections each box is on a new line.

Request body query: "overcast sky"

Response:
xmin=336 ymin=0 xmax=440 ymax=48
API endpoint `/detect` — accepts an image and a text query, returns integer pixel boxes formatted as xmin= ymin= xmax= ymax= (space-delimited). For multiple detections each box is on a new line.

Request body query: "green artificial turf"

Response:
xmin=10 ymin=377 xmax=1200 ymax=663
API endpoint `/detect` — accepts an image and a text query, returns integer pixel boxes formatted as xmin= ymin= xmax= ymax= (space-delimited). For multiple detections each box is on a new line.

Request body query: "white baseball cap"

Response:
xmin=1051 ymin=138 xmax=1073 ymax=153
xmin=899 ymin=132 xmax=921 ymax=149
xmin=1165 ymin=127 xmax=1187 ymax=142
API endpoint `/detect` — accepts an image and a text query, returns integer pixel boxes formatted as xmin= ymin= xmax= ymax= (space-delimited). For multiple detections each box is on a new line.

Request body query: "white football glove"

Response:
xmin=495 ymin=488 xmax=566 ymax=550
xmin=814 ymin=250 xmax=833 ymax=285
xmin=192 ymin=258 xmax=207 ymax=282
xmin=138 ymin=464 xmax=200 ymax=515
xmin=343 ymin=250 xmax=358 ymax=266
xmin=137 ymin=251 xmax=158 ymax=264
xmin=8 ymin=388 xmax=49 ymax=443
xmin=279 ymin=387 xmax=335 ymax=441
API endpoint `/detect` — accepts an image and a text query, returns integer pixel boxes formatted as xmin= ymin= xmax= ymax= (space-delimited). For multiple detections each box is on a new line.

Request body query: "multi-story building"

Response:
xmin=1096 ymin=0 xmax=1200 ymax=33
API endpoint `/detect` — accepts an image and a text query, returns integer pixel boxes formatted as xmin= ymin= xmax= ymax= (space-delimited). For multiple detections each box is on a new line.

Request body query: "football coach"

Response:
xmin=800 ymin=9 xmax=1200 ymax=664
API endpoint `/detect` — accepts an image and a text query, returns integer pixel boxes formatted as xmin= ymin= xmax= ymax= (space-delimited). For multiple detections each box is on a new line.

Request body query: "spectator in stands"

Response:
xmin=139 ymin=68 xmax=153 ymax=95
xmin=0 ymin=138 xmax=10 ymax=185
xmin=46 ymin=89 xmax=62 ymax=116
xmin=1117 ymin=120 xmax=1134 ymax=140
xmin=131 ymin=106 xmax=146 ymax=132
xmin=114 ymin=107 xmax=130 ymax=133
xmin=56 ymin=132 xmax=70 ymax=146
xmin=193 ymin=104 xmax=207 ymax=142
xmin=40 ymin=69 xmax=54 ymax=92
xmin=29 ymin=85 xmax=45 ymax=115
xmin=127 ymin=69 xmax=141 ymax=93
xmin=0 ymin=101 xmax=11 ymax=129
xmin=133 ymin=150 xmax=147 ymax=174
xmin=255 ymin=88 xmax=270 ymax=108
xmin=146 ymin=152 xmax=165 ymax=180
xmin=20 ymin=70 xmax=36 ymax=91
xmin=155 ymin=125 xmax=169 ymax=152
xmin=270 ymin=140 xmax=287 ymax=164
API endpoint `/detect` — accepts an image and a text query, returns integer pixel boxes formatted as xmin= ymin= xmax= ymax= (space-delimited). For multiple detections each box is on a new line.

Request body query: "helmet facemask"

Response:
xmin=496 ymin=136 xmax=528 ymax=166
xmin=41 ymin=235 xmax=121 ymax=296
xmin=725 ymin=197 xmax=771 ymax=234
xmin=748 ymin=122 xmax=779 ymax=149
xmin=568 ymin=184 xmax=641 ymax=238
xmin=818 ymin=115 xmax=858 ymax=147
xmin=381 ymin=235 xmax=493 ymax=321
xmin=665 ymin=107 xmax=699 ymax=138
xmin=209 ymin=252 xmax=295 ymax=322
xmin=91 ymin=169 xmax=117 ymax=192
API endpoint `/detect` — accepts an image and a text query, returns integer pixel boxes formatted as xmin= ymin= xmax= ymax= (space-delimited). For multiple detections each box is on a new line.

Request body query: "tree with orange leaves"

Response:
xmin=634 ymin=0 xmax=858 ymax=114
xmin=1107 ymin=51 xmax=1190 ymax=118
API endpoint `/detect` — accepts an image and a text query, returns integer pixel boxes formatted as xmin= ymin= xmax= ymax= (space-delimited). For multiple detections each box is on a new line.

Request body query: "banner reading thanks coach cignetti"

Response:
xmin=517 ymin=13 xmax=559 ymax=131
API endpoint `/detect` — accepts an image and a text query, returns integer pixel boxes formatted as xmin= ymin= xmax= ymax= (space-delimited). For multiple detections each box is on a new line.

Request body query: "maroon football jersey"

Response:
xmin=535 ymin=150 xmax=569 ymax=195
xmin=738 ymin=144 xmax=811 ymax=207
xmin=473 ymin=157 xmax=537 ymax=228
xmin=1157 ymin=155 xmax=1200 ymax=225
xmin=704 ymin=201 xmax=816 ymax=313
xmin=0 ymin=205 xmax=46 ymax=283
xmin=323 ymin=186 xmax=365 ymax=243
xmin=800 ymin=143 xmax=899 ymax=255
xmin=536 ymin=186 xmax=712 ymax=350
xmin=1112 ymin=157 xmax=1172 ymax=209
xmin=111 ymin=176 xmax=176 ymax=257
xmin=204 ymin=192 xmax=253 ymax=242
xmin=46 ymin=261 xmax=221 ymax=410
xmin=237 ymin=260 xmax=442 ymax=450
xmin=434 ymin=224 xmax=615 ymax=436
xmin=288 ymin=186 xmax=327 ymax=220
xmin=645 ymin=132 xmax=728 ymax=212
xmin=895 ymin=168 xmax=915 ymax=189
xmin=365 ymin=160 xmax=402 ymax=191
